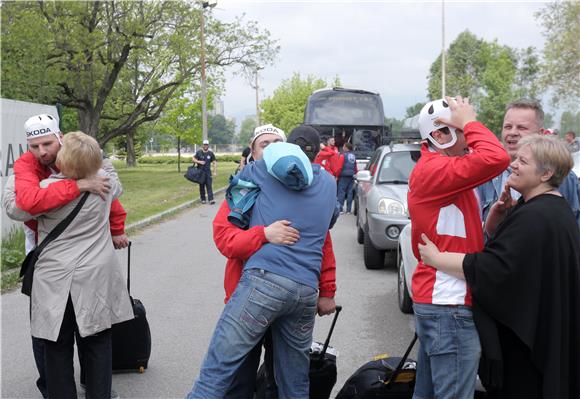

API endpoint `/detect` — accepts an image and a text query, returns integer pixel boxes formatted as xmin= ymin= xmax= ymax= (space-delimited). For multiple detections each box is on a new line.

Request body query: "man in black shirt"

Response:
xmin=193 ymin=139 xmax=217 ymax=204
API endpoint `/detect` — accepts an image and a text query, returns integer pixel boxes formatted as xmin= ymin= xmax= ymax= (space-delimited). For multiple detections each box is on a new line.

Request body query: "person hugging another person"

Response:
xmin=419 ymin=134 xmax=580 ymax=398
xmin=30 ymin=132 xmax=134 ymax=399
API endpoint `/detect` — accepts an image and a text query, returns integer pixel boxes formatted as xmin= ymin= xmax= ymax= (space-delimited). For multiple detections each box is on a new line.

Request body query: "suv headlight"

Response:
xmin=377 ymin=198 xmax=406 ymax=216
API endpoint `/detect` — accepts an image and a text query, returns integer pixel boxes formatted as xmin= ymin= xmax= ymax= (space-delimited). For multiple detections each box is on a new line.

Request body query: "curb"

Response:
xmin=125 ymin=187 xmax=226 ymax=233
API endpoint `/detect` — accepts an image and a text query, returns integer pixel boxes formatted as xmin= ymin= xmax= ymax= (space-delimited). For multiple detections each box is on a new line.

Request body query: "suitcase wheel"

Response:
xmin=139 ymin=366 xmax=145 ymax=373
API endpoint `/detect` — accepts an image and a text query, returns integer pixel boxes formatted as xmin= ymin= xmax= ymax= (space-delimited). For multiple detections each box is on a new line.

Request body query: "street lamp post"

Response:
xmin=254 ymin=67 xmax=263 ymax=126
xmin=200 ymin=1 xmax=217 ymax=142
xmin=441 ymin=0 xmax=446 ymax=97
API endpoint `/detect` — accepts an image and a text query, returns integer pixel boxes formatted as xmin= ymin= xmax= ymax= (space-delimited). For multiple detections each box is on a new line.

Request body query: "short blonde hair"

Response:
xmin=56 ymin=131 xmax=102 ymax=179
xmin=517 ymin=135 xmax=573 ymax=187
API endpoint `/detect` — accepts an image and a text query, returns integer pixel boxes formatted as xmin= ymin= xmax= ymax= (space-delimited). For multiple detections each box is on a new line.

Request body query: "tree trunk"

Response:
xmin=126 ymin=129 xmax=137 ymax=167
xmin=177 ymin=136 xmax=181 ymax=173
xmin=78 ymin=108 xmax=100 ymax=139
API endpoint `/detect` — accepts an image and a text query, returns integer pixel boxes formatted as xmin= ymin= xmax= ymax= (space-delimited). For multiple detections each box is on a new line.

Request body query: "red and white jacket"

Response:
xmin=14 ymin=151 xmax=127 ymax=242
xmin=408 ymin=122 xmax=510 ymax=306
xmin=213 ymin=200 xmax=337 ymax=303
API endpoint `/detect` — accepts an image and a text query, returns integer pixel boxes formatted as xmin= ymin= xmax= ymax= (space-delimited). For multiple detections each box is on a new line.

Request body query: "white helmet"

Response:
xmin=24 ymin=114 xmax=61 ymax=141
xmin=419 ymin=99 xmax=457 ymax=149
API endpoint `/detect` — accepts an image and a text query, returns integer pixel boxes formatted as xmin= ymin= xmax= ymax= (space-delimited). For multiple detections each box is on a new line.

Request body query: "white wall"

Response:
xmin=1 ymin=99 xmax=59 ymax=237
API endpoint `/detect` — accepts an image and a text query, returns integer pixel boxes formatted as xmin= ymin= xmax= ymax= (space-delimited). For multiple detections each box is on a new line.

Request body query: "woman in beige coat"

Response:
xmin=30 ymin=132 xmax=134 ymax=399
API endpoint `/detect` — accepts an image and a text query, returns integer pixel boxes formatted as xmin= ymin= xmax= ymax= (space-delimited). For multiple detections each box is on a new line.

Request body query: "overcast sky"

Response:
xmin=214 ymin=1 xmax=548 ymax=127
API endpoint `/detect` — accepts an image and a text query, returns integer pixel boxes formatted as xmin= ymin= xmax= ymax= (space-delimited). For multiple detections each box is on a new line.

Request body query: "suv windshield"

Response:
xmin=377 ymin=150 xmax=421 ymax=184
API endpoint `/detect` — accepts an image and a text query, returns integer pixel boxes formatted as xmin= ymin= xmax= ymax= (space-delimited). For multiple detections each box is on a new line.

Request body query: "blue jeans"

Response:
xmin=337 ymin=176 xmax=354 ymax=212
xmin=412 ymin=303 xmax=481 ymax=399
xmin=187 ymin=269 xmax=318 ymax=399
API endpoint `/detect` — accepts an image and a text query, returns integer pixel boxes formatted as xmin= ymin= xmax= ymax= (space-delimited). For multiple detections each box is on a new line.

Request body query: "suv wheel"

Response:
xmin=356 ymin=215 xmax=364 ymax=244
xmin=397 ymin=252 xmax=413 ymax=314
xmin=363 ymin=232 xmax=385 ymax=269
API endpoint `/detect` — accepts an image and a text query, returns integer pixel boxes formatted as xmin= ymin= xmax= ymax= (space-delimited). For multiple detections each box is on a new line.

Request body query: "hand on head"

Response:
xmin=435 ymin=96 xmax=477 ymax=131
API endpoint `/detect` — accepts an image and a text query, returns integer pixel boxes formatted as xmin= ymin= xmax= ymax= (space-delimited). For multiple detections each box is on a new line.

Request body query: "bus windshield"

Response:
xmin=304 ymin=88 xmax=384 ymax=126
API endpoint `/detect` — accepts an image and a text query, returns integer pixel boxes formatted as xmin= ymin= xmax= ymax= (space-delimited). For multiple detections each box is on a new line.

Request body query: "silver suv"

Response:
xmin=355 ymin=143 xmax=421 ymax=269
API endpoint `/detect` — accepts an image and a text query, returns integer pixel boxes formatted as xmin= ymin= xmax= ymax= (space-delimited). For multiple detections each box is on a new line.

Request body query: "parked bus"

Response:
xmin=303 ymin=87 xmax=390 ymax=165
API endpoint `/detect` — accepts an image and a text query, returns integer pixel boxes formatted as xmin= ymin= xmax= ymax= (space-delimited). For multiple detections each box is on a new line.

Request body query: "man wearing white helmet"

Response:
xmin=408 ymin=97 xmax=510 ymax=399
xmin=10 ymin=113 xmax=127 ymax=399
xmin=211 ymin=124 xmax=337 ymax=397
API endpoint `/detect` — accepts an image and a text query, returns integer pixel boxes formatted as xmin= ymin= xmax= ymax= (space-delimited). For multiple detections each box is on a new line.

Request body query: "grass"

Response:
xmin=1 ymin=227 xmax=26 ymax=292
xmin=1 ymin=161 xmax=238 ymax=291
xmin=115 ymin=161 xmax=237 ymax=225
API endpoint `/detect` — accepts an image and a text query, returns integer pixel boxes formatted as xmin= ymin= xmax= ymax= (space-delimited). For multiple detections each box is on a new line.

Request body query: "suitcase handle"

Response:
xmin=319 ymin=305 xmax=342 ymax=359
xmin=384 ymin=333 xmax=417 ymax=386
xmin=126 ymin=241 xmax=132 ymax=295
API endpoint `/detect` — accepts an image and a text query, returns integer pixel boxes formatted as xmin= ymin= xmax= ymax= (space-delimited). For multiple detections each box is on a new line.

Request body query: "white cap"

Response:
xmin=202 ymin=139 xmax=209 ymax=145
xmin=250 ymin=124 xmax=286 ymax=147
xmin=418 ymin=99 xmax=458 ymax=149
xmin=24 ymin=114 xmax=61 ymax=141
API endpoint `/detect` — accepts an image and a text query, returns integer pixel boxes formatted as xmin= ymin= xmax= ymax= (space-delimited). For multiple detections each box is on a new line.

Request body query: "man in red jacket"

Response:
xmin=13 ymin=114 xmax=128 ymax=399
xmin=212 ymin=124 xmax=337 ymax=398
xmin=314 ymin=136 xmax=341 ymax=178
xmin=408 ymin=97 xmax=510 ymax=399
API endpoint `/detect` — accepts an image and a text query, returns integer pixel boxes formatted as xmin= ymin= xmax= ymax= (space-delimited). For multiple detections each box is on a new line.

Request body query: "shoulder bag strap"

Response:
xmin=36 ymin=192 xmax=90 ymax=252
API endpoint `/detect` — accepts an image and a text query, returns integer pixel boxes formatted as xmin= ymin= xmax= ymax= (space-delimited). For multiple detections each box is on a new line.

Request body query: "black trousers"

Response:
xmin=199 ymin=174 xmax=214 ymax=201
xmin=225 ymin=329 xmax=277 ymax=399
xmin=42 ymin=296 xmax=112 ymax=399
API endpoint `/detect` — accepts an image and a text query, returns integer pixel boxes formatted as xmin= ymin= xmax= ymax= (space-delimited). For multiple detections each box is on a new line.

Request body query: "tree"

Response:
xmin=427 ymin=30 xmax=542 ymax=134
xmin=260 ymin=73 xmax=337 ymax=133
xmin=405 ymin=102 xmax=426 ymax=118
xmin=155 ymin=96 xmax=202 ymax=171
xmin=560 ymin=111 xmax=580 ymax=135
xmin=208 ymin=114 xmax=235 ymax=144
xmin=535 ymin=1 xmax=580 ymax=107
xmin=238 ymin=116 xmax=257 ymax=146
xmin=1 ymin=1 xmax=279 ymax=160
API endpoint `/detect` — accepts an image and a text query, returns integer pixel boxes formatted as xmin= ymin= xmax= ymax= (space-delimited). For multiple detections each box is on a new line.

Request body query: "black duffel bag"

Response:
xmin=184 ymin=165 xmax=206 ymax=184
xmin=336 ymin=334 xmax=417 ymax=399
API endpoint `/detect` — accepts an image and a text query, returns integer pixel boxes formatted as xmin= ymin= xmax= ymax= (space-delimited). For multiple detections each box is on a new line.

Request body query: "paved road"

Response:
xmin=1 ymin=194 xmax=416 ymax=398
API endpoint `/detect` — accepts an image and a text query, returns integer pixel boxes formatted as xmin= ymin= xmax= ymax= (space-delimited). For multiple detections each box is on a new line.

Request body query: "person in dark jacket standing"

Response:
xmin=336 ymin=142 xmax=357 ymax=213
xmin=193 ymin=139 xmax=217 ymax=204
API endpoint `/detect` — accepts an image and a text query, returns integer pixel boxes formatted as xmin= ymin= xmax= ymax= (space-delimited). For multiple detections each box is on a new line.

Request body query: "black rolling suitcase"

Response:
xmin=112 ymin=242 xmax=152 ymax=373
xmin=336 ymin=334 xmax=417 ymax=399
xmin=254 ymin=305 xmax=343 ymax=399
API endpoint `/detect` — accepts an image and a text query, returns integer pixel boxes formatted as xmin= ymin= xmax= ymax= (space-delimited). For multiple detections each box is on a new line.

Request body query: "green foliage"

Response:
xmin=238 ymin=116 xmax=257 ymax=146
xmin=260 ymin=73 xmax=333 ymax=133
xmin=535 ymin=1 xmax=580 ymax=107
xmin=209 ymin=114 xmax=236 ymax=144
xmin=560 ymin=111 xmax=580 ymax=134
xmin=385 ymin=117 xmax=404 ymax=134
xmin=427 ymin=30 xmax=542 ymax=135
xmin=1 ymin=1 xmax=279 ymax=147
xmin=1 ymin=227 xmax=25 ymax=273
xmin=156 ymin=96 xmax=202 ymax=145
xmin=405 ymin=102 xmax=426 ymax=118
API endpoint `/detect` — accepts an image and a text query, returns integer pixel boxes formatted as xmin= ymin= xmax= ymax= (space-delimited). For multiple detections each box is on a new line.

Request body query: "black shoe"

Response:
xmin=209 ymin=200 xmax=215 ymax=205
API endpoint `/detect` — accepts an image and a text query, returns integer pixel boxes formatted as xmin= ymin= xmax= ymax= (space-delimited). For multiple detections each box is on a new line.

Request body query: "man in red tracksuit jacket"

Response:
xmin=408 ymin=97 xmax=510 ymax=399
xmin=314 ymin=136 xmax=341 ymax=178
xmin=212 ymin=124 xmax=337 ymax=398
xmin=14 ymin=114 xmax=128 ymax=399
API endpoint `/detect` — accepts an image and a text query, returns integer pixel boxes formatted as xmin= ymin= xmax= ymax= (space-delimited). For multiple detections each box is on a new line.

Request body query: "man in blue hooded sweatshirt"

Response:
xmin=187 ymin=125 xmax=337 ymax=399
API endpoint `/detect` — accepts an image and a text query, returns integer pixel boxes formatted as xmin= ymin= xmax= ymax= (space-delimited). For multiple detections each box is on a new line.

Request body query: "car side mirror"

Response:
xmin=355 ymin=170 xmax=372 ymax=182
